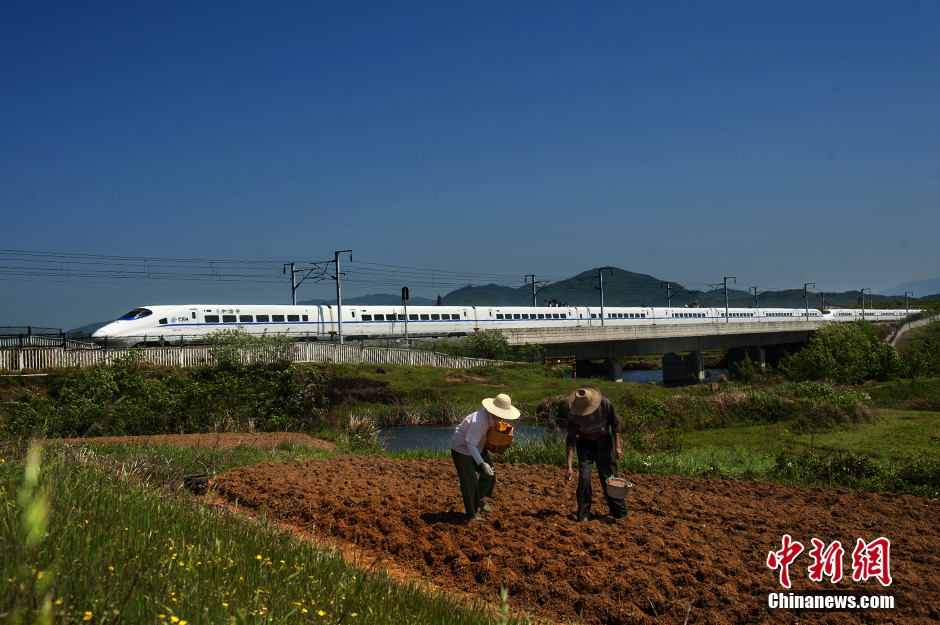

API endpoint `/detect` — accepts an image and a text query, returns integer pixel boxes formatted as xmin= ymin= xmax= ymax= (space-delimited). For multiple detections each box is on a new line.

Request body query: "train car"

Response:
xmin=91 ymin=302 xmax=925 ymax=347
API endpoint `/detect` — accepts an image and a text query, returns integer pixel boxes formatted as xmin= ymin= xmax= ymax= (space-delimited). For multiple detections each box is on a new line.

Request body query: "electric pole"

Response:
xmin=334 ymin=250 xmax=353 ymax=344
xmin=723 ymin=277 xmax=736 ymax=323
xmin=596 ymin=267 xmax=613 ymax=325
xmin=661 ymin=282 xmax=673 ymax=309
xmin=283 ymin=263 xmax=297 ymax=305
xmin=750 ymin=286 xmax=760 ymax=307
xmin=905 ymin=292 xmax=913 ymax=316
xmin=804 ymin=283 xmax=815 ymax=320
xmin=861 ymin=288 xmax=870 ymax=319
xmin=524 ymin=275 xmax=542 ymax=307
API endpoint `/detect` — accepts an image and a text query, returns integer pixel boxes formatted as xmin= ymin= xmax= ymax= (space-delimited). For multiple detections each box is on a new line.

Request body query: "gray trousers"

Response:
xmin=576 ymin=433 xmax=628 ymax=519
xmin=451 ymin=449 xmax=495 ymax=518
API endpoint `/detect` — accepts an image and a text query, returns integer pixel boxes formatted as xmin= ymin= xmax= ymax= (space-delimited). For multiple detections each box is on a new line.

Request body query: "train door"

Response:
xmin=324 ymin=305 xmax=335 ymax=338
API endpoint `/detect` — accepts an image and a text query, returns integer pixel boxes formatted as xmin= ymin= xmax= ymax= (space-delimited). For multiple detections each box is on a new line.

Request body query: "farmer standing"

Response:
xmin=450 ymin=393 xmax=520 ymax=522
xmin=564 ymin=384 xmax=629 ymax=521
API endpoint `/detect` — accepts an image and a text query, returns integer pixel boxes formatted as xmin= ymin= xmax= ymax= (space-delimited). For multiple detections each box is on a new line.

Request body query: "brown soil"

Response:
xmin=52 ymin=432 xmax=335 ymax=452
xmin=444 ymin=371 xmax=509 ymax=386
xmin=213 ymin=455 xmax=940 ymax=625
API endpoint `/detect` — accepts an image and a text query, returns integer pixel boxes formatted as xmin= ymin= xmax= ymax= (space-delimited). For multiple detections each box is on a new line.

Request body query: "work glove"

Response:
xmin=482 ymin=463 xmax=495 ymax=476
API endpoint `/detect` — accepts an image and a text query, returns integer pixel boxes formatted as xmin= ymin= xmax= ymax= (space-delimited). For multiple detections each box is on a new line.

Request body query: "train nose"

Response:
xmin=90 ymin=325 xmax=113 ymax=343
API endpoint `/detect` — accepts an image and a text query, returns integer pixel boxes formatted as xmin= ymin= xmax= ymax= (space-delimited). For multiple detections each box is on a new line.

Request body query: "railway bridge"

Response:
xmin=498 ymin=319 xmax=828 ymax=383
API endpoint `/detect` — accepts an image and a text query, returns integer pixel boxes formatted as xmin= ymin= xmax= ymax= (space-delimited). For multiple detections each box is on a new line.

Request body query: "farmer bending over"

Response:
xmin=564 ymin=385 xmax=629 ymax=522
xmin=450 ymin=394 xmax=520 ymax=522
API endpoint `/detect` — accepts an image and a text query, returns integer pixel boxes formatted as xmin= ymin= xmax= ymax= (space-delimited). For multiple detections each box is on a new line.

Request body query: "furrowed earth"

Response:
xmin=75 ymin=435 xmax=939 ymax=624
xmin=214 ymin=457 xmax=940 ymax=624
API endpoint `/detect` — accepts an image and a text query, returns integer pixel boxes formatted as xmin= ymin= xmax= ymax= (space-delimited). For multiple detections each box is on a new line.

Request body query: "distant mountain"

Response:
xmin=443 ymin=268 xmax=692 ymax=307
xmin=879 ymin=276 xmax=940 ymax=297
xmin=441 ymin=268 xmax=908 ymax=310
xmin=298 ymin=293 xmax=437 ymax=306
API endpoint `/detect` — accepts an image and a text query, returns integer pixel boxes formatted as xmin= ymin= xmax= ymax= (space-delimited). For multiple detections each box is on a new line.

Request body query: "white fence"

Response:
xmin=0 ymin=342 xmax=509 ymax=372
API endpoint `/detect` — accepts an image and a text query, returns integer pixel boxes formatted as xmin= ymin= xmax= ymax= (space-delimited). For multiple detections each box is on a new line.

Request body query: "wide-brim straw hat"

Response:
xmin=482 ymin=393 xmax=521 ymax=420
xmin=568 ymin=385 xmax=602 ymax=416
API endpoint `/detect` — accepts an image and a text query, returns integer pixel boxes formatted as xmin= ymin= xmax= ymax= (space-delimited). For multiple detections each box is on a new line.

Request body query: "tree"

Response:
xmin=463 ymin=330 xmax=512 ymax=360
xmin=779 ymin=321 xmax=904 ymax=384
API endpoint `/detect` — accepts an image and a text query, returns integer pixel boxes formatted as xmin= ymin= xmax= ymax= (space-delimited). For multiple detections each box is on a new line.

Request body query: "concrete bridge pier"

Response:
xmin=762 ymin=343 xmax=807 ymax=368
xmin=575 ymin=358 xmax=623 ymax=382
xmin=727 ymin=346 xmax=766 ymax=373
xmin=662 ymin=351 xmax=704 ymax=387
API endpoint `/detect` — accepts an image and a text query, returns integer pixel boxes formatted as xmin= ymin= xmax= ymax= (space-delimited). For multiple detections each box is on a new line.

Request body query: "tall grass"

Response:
xmin=0 ymin=443 xmax=535 ymax=625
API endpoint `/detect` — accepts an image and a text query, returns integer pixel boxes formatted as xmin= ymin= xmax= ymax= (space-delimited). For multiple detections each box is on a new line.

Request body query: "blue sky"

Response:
xmin=2 ymin=1 xmax=939 ymax=328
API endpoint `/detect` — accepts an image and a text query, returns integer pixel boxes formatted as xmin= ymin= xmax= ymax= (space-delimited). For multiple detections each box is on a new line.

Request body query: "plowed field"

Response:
xmin=213 ymin=455 xmax=940 ymax=625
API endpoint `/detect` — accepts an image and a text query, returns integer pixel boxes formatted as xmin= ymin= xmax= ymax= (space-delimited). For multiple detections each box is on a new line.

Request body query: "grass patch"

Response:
xmin=0 ymin=443 xmax=533 ymax=625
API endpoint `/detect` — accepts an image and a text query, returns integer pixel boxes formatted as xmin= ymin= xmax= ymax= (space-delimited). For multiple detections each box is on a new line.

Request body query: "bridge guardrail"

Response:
xmin=0 ymin=341 xmax=511 ymax=372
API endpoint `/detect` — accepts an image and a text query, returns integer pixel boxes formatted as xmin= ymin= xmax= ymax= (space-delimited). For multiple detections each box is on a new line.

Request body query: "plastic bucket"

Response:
xmin=183 ymin=460 xmax=210 ymax=496
xmin=605 ymin=477 xmax=633 ymax=499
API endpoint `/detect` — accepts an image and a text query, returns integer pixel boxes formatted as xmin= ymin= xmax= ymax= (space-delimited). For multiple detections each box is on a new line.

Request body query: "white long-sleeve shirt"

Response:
xmin=450 ymin=409 xmax=493 ymax=465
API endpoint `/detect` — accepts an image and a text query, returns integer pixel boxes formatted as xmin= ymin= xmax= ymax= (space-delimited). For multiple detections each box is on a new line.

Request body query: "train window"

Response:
xmin=420 ymin=314 xmax=430 ymax=320
xmin=256 ymin=315 xmax=269 ymax=322
xmin=223 ymin=315 xmax=237 ymax=323
xmin=205 ymin=315 xmax=219 ymax=323
xmin=125 ymin=308 xmax=152 ymax=320
xmin=441 ymin=314 xmax=450 ymax=320
xmin=362 ymin=315 xmax=373 ymax=321
xmin=552 ymin=313 xmax=558 ymax=318
xmin=398 ymin=314 xmax=405 ymax=320
xmin=591 ymin=314 xmax=597 ymax=319
xmin=537 ymin=314 xmax=544 ymax=319
xmin=519 ymin=314 xmax=527 ymax=319
xmin=302 ymin=315 xmax=308 ymax=321
xmin=641 ymin=313 xmax=646 ymax=318
xmin=496 ymin=314 xmax=504 ymax=319
xmin=287 ymin=315 xmax=300 ymax=322
xmin=409 ymin=314 xmax=418 ymax=320
xmin=272 ymin=315 xmax=285 ymax=322
xmin=375 ymin=314 xmax=385 ymax=321
xmin=239 ymin=315 xmax=253 ymax=322
xmin=159 ymin=318 xmax=168 ymax=325
xmin=120 ymin=308 xmax=153 ymax=320
xmin=431 ymin=314 xmax=440 ymax=320
xmin=514 ymin=314 xmax=521 ymax=319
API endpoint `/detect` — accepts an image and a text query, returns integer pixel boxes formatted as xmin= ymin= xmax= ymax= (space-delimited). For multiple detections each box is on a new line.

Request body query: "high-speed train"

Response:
xmin=90 ymin=303 xmax=921 ymax=347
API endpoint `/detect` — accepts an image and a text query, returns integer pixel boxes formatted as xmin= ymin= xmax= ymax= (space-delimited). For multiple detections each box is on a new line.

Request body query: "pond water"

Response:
xmin=621 ymin=368 xmax=727 ymax=385
xmin=376 ymin=369 xmax=728 ymax=453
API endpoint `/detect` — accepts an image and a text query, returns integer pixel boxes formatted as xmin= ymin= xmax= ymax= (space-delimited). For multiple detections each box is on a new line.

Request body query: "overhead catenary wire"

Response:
xmin=0 ymin=248 xmax=887 ymax=305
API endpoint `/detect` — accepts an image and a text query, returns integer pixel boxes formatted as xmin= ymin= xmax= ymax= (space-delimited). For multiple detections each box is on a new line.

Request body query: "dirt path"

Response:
xmin=52 ymin=431 xmax=335 ymax=452
xmin=214 ymin=456 xmax=940 ymax=624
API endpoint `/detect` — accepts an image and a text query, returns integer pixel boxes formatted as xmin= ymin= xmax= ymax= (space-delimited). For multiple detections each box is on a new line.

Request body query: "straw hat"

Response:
xmin=568 ymin=385 xmax=602 ymax=416
xmin=482 ymin=393 xmax=521 ymax=420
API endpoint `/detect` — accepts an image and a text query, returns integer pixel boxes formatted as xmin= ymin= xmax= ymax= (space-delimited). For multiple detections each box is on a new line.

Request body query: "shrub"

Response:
xmin=779 ymin=321 xmax=905 ymax=384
